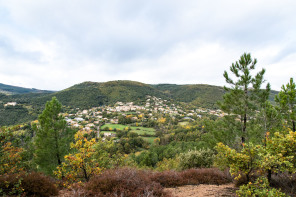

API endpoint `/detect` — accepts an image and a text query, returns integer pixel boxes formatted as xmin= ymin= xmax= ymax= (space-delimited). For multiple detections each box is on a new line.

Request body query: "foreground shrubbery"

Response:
xmin=0 ymin=172 xmax=58 ymax=197
xmin=236 ymin=177 xmax=286 ymax=197
xmin=215 ymin=129 xmax=296 ymax=196
xmin=64 ymin=167 xmax=231 ymax=196
xmin=151 ymin=168 xmax=231 ymax=187
xmin=0 ymin=167 xmax=231 ymax=196
xmin=85 ymin=168 xmax=168 ymax=197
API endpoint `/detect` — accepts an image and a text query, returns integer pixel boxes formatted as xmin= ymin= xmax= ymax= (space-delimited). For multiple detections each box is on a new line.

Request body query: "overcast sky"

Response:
xmin=0 ymin=1 xmax=295 ymax=91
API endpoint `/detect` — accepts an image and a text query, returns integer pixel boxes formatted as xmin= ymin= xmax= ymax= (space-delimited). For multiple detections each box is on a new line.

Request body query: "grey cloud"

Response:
xmin=0 ymin=1 xmax=295 ymax=90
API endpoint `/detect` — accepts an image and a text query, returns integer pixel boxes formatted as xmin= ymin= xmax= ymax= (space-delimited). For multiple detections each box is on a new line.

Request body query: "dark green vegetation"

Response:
xmin=0 ymin=105 xmax=35 ymax=126
xmin=0 ymin=83 xmax=53 ymax=95
xmin=33 ymin=97 xmax=75 ymax=175
xmin=0 ymin=80 xmax=278 ymax=126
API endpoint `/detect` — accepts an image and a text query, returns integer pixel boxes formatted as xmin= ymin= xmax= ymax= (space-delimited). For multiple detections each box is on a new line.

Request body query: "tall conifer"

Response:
xmin=275 ymin=78 xmax=296 ymax=131
xmin=219 ymin=53 xmax=269 ymax=144
xmin=33 ymin=97 xmax=74 ymax=175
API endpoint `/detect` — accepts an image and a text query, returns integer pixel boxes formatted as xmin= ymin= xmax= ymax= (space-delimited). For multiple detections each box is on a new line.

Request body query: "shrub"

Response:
xmin=151 ymin=170 xmax=184 ymax=187
xmin=0 ymin=172 xmax=58 ymax=197
xmin=236 ymin=177 xmax=286 ymax=197
xmin=179 ymin=148 xmax=214 ymax=170
xmin=85 ymin=167 xmax=169 ymax=197
xmin=156 ymin=157 xmax=180 ymax=172
xmin=270 ymin=173 xmax=296 ymax=196
xmin=0 ymin=173 xmax=24 ymax=196
xmin=181 ymin=168 xmax=232 ymax=185
xmin=22 ymin=172 xmax=58 ymax=197
xmin=151 ymin=168 xmax=231 ymax=187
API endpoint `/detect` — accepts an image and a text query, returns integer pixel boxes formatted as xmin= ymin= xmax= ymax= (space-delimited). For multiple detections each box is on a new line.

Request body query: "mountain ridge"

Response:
xmin=0 ymin=83 xmax=54 ymax=95
xmin=0 ymin=80 xmax=278 ymax=126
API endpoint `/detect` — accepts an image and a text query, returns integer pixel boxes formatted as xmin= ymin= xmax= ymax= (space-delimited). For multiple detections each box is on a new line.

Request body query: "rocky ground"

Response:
xmin=164 ymin=183 xmax=237 ymax=197
xmin=58 ymin=184 xmax=238 ymax=197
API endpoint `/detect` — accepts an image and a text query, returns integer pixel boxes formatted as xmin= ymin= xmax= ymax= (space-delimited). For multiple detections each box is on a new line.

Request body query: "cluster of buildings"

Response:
xmin=62 ymin=96 xmax=226 ymax=135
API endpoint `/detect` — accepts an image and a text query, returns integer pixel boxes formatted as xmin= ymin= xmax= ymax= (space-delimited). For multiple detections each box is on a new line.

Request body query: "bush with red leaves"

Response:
xmin=0 ymin=173 xmax=24 ymax=196
xmin=85 ymin=167 xmax=170 ymax=197
xmin=22 ymin=172 xmax=58 ymax=197
xmin=151 ymin=168 xmax=231 ymax=187
xmin=150 ymin=170 xmax=185 ymax=187
xmin=180 ymin=168 xmax=231 ymax=185
xmin=0 ymin=172 xmax=58 ymax=197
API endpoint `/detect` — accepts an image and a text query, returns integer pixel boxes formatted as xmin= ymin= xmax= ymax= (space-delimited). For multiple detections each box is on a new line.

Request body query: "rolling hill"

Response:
xmin=0 ymin=83 xmax=53 ymax=95
xmin=0 ymin=80 xmax=278 ymax=126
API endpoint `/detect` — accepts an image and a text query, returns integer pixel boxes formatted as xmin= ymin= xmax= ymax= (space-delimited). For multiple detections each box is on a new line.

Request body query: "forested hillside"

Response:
xmin=0 ymin=83 xmax=53 ymax=95
xmin=0 ymin=80 xmax=279 ymax=126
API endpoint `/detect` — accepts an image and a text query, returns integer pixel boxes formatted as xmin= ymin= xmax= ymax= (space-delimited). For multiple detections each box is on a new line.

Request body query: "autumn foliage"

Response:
xmin=0 ymin=128 xmax=24 ymax=175
xmin=55 ymin=130 xmax=101 ymax=185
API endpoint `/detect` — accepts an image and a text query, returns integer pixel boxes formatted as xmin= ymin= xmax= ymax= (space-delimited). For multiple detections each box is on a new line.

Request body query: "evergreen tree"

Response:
xmin=275 ymin=78 xmax=296 ymax=131
xmin=219 ymin=53 xmax=268 ymax=144
xmin=33 ymin=97 xmax=74 ymax=175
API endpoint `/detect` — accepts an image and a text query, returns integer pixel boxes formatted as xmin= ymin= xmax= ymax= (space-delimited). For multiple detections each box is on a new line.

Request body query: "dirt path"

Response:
xmin=164 ymin=183 xmax=237 ymax=197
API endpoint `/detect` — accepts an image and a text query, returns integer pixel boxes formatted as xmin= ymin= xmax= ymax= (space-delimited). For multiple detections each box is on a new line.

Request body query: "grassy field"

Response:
xmin=142 ymin=137 xmax=157 ymax=145
xmin=101 ymin=124 xmax=156 ymax=136
xmin=101 ymin=124 xmax=127 ymax=130
xmin=130 ymin=127 xmax=155 ymax=136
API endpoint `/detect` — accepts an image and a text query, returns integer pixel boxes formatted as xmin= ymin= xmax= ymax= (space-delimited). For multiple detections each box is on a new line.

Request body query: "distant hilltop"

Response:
xmin=0 ymin=83 xmax=54 ymax=95
xmin=0 ymin=80 xmax=278 ymax=126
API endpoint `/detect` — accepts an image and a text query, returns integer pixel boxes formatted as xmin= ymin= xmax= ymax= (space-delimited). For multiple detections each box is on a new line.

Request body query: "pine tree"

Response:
xmin=219 ymin=53 xmax=269 ymax=144
xmin=33 ymin=97 xmax=74 ymax=175
xmin=275 ymin=78 xmax=296 ymax=131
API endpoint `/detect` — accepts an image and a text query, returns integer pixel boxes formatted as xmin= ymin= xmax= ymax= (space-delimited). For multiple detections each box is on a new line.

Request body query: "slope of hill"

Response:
xmin=0 ymin=80 xmax=279 ymax=126
xmin=0 ymin=83 xmax=54 ymax=95
xmin=27 ymin=81 xmax=168 ymax=109
xmin=153 ymin=84 xmax=225 ymax=109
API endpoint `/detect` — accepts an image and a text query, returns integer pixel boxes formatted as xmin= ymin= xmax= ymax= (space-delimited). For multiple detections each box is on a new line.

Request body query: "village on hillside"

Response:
xmin=60 ymin=95 xmax=226 ymax=139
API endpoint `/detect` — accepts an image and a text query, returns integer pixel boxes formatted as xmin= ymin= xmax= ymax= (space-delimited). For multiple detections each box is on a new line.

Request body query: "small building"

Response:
xmin=4 ymin=102 xmax=17 ymax=107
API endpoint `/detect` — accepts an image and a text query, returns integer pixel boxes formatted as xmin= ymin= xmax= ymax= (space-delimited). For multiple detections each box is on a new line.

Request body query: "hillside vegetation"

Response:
xmin=0 ymin=80 xmax=278 ymax=126
xmin=0 ymin=83 xmax=53 ymax=95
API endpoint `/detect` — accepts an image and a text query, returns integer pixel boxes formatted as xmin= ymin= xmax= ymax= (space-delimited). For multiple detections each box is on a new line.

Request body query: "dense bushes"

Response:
xmin=236 ymin=177 xmax=286 ymax=197
xmin=179 ymin=148 xmax=214 ymax=170
xmin=85 ymin=168 xmax=169 ymax=197
xmin=151 ymin=168 xmax=231 ymax=187
xmin=0 ymin=172 xmax=58 ymax=197
xmin=62 ymin=167 xmax=231 ymax=196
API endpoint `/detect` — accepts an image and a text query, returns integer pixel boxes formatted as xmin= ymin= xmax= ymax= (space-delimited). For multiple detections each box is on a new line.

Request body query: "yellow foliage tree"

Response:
xmin=0 ymin=128 xmax=23 ymax=175
xmin=55 ymin=131 xmax=101 ymax=185
xmin=158 ymin=117 xmax=166 ymax=124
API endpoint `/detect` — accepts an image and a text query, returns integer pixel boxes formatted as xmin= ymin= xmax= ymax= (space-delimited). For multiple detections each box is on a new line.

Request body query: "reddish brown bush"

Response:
xmin=21 ymin=172 xmax=58 ymax=197
xmin=85 ymin=167 xmax=170 ymax=197
xmin=0 ymin=173 xmax=25 ymax=195
xmin=270 ymin=173 xmax=296 ymax=196
xmin=181 ymin=168 xmax=231 ymax=185
xmin=150 ymin=170 xmax=184 ymax=187
xmin=151 ymin=168 xmax=231 ymax=187
xmin=0 ymin=172 xmax=58 ymax=197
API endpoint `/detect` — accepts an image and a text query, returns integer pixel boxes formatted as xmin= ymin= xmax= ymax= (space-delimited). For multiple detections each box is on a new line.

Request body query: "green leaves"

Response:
xmin=275 ymin=78 xmax=296 ymax=131
xmin=220 ymin=53 xmax=269 ymax=144
xmin=215 ymin=128 xmax=296 ymax=185
xmin=33 ymin=97 xmax=74 ymax=175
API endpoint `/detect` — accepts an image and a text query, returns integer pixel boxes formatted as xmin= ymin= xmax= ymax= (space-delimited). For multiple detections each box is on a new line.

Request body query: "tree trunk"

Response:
xmin=242 ymin=113 xmax=247 ymax=144
xmin=267 ymin=169 xmax=272 ymax=183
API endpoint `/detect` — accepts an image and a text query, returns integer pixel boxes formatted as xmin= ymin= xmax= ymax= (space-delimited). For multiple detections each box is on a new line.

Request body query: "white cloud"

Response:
xmin=0 ymin=0 xmax=295 ymax=90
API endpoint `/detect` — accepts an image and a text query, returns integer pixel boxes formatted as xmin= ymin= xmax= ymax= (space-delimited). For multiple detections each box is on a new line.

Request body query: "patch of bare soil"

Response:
xmin=164 ymin=183 xmax=237 ymax=197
